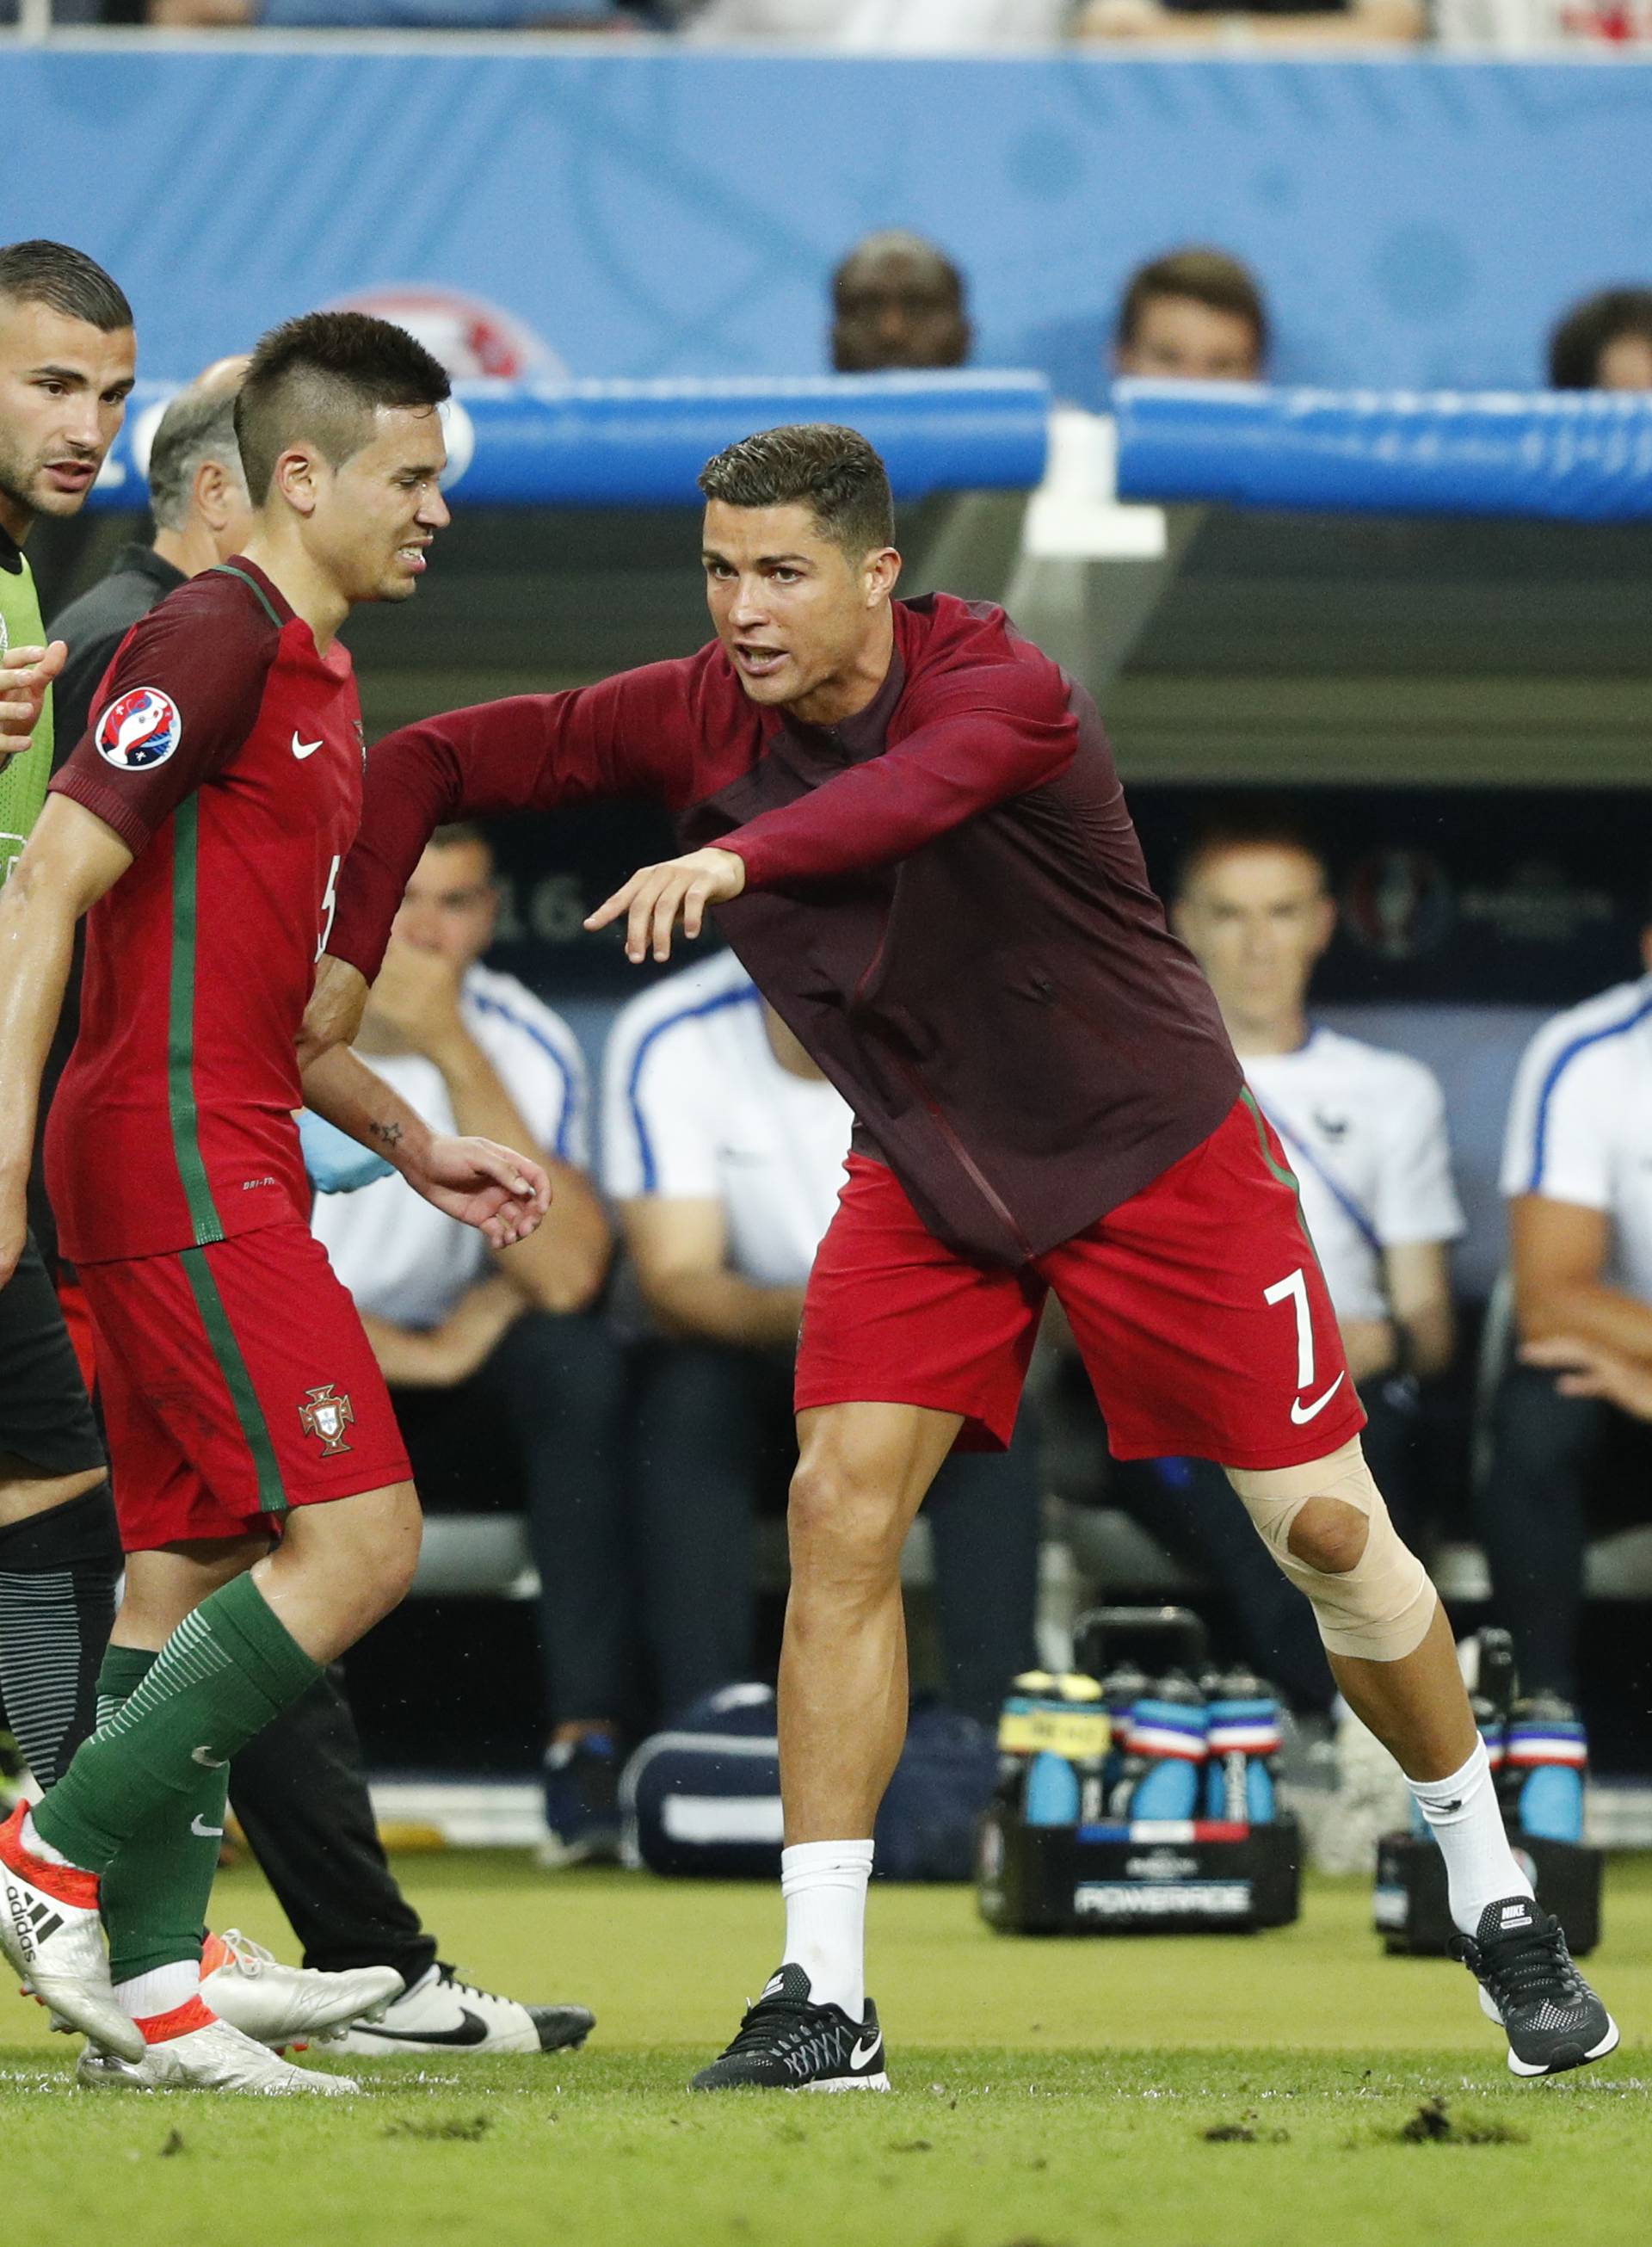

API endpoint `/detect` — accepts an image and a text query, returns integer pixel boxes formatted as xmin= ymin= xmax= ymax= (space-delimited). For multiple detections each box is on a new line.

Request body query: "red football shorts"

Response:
xmin=77 ymin=1221 xmax=410 ymax=1553
xmin=797 ymin=1093 xmax=1366 ymax=1472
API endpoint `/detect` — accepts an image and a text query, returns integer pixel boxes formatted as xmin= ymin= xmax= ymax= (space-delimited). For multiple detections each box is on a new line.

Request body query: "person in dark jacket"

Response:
xmin=314 ymin=421 xmax=1616 ymax=2093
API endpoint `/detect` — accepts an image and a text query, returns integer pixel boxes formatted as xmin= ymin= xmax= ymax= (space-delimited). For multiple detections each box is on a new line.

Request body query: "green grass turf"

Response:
xmin=3 ymin=1851 xmax=1649 ymax=2247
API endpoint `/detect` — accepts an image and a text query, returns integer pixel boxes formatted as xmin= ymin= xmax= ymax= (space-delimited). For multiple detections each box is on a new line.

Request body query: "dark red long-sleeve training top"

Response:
xmin=330 ymin=592 xmax=1240 ymax=1268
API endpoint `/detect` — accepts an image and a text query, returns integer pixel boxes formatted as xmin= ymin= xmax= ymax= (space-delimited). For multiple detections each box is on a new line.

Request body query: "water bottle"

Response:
xmin=1023 ymin=1750 xmax=1082 ymax=1826
xmin=1504 ymin=1694 xmax=1587 ymax=1844
xmin=1203 ymin=1666 xmax=1281 ymax=1827
xmin=997 ymin=1670 xmax=1109 ymax=1829
xmin=1126 ymin=1670 xmax=1210 ymax=1822
xmin=1098 ymin=1661 xmax=1149 ymax=1812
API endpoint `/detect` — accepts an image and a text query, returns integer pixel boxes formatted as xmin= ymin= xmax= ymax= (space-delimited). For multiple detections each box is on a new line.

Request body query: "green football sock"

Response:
xmin=34 ymin=1571 xmax=319 ymax=1878
xmin=92 ymin=1646 xmax=230 ymax=1985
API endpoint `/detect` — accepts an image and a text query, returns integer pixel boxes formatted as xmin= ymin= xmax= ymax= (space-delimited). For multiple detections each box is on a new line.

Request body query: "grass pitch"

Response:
xmin=4 ymin=1851 xmax=1649 ymax=2247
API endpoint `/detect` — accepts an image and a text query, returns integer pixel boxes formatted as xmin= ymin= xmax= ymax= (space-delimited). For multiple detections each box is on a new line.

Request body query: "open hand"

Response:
xmin=1519 ymin=1334 xmax=1652 ymax=1421
xmin=0 ymin=641 xmax=67 ymax=763
xmin=403 ymin=1133 xmax=551 ymax=1250
xmin=584 ymin=847 xmax=747 ymax=964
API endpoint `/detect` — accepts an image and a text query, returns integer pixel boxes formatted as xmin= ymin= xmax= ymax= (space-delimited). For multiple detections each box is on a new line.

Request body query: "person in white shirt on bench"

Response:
xmin=1125 ymin=806 xmax=1463 ymax=1712
xmin=1487 ymin=933 xmax=1652 ymax=1706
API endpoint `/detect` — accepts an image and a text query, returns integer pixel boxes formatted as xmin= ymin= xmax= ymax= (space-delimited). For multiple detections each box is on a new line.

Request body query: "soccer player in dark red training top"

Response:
xmin=314 ymin=423 xmax=1616 ymax=2090
xmin=0 ymin=312 xmax=549 ymax=2096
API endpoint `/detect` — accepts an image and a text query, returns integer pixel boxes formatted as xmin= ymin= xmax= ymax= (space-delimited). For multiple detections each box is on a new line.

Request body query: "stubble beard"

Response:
xmin=0 ymin=436 xmax=40 ymax=539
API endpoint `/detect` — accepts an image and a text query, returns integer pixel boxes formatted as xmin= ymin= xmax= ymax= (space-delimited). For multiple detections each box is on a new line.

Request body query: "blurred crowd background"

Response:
xmin=9 ymin=3 xmax=1652 ymax=55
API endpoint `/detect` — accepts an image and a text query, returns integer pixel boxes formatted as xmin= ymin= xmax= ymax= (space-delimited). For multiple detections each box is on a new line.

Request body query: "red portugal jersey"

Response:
xmin=46 ymin=559 xmax=362 ymax=1265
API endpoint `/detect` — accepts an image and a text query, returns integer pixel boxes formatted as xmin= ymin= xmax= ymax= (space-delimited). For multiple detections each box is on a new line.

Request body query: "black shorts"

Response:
xmin=0 ymin=1229 xmax=105 ymax=1478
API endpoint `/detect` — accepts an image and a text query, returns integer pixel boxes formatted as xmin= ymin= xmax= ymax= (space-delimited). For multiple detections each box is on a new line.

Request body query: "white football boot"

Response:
xmin=200 ymin=1929 xmax=404 ymax=2047
xmin=334 ymin=1961 xmax=595 ymax=2057
xmin=0 ymin=1805 xmax=143 ymax=2061
xmin=77 ymin=2009 xmax=361 ymax=2096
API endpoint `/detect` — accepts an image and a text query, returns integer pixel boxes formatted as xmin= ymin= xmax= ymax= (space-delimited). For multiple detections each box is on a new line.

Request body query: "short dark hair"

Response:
xmin=0 ymin=239 xmax=132 ymax=332
xmin=234 ymin=309 xmax=451 ymax=503
xmin=1548 ymin=287 xmax=1652 ymax=389
xmin=1173 ymin=801 xmax=1326 ymax=900
xmin=1117 ymin=247 xmax=1269 ymax=363
xmin=429 ymin=821 xmax=492 ymax=855
xmin=147 ymin=379 xmax=244 ymax=533
xmin=697 ymin=423 xmax=895 ymax=559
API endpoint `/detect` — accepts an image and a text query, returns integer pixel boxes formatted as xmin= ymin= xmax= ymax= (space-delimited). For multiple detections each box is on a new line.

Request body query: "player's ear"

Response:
xmin=273 ymin=443 xmax=322 ymax=519
xmin=194 ymin=457 xmax=233 ymax=534
xmin=865 ymin=545 xmax=901 ymax=607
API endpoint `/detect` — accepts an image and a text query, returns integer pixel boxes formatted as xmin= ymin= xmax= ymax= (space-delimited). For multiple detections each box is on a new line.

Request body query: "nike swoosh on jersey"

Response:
xmin=848 ymin=2034 xmax=882 ymax=2070
xmin=291 ymin=732 xmax=324 ymax=760
xmin=190 ymin=1816 xmax=225 ymax=1839
xmin=1290 ymin=1373 xmax=1347 ymax=1426
xmin=354 ymin=2008 xmax=490 ymax=2049
xmin=190 ymin=1745 xmax=228 ymax=1769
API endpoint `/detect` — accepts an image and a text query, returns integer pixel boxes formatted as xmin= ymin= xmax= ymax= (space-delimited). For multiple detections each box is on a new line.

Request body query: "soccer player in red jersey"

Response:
xmin=314 ymin=423 xmax=1615 ymax=2088
xmin=0 ymin=312 xmax=548 ymax=2095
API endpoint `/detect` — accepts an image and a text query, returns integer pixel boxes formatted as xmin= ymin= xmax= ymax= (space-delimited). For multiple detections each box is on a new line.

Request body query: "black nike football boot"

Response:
xmin=690 ymin=1963 xmax=890 ymax=2092
xmin=1451 ymin=1895 xmax=1618 ymax=2077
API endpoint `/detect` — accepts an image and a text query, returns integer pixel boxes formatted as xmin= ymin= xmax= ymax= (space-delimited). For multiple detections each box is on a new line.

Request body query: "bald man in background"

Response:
xmin=830 ymin=231 xmax=971 ymax=374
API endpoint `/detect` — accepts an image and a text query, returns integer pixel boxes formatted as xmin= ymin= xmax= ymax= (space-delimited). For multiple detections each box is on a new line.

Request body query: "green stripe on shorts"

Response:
xmin=1240 ymin=1084 xmax=1299 ymax=1196
xmin=1240 ymin=1084 xmax=1325 ymax=1275
xmin=182 ymin=1245 xmax=288 ymax=1517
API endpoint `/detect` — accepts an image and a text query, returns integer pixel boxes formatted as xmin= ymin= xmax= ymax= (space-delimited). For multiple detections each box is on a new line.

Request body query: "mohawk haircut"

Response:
xmin=234 ymin=310 xmax=451 ymax=503
xmin=698 ymin=423 xmax=895 ymax=559
xmin=0 ymin=239 xmax=132 ymax=332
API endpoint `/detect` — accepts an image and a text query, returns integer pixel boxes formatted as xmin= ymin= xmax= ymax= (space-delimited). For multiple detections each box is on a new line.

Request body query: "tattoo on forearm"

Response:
xmin=370 ymin=1120 xmax=404 ymax=1149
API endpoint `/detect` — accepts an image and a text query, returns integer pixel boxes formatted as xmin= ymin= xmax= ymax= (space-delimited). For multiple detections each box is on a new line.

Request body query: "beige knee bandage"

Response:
xmin=1226 ymin=1436 xmax=1437 ymax=1662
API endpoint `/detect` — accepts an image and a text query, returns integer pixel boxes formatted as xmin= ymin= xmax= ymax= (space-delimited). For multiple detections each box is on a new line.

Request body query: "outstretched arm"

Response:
xmin=586 ymin=676 xmax=1076 ymax=963
xmin=0 ymin=796 xmax=133 ymax=1282
xmin=326 ymin=663 xmax=687 ymax=990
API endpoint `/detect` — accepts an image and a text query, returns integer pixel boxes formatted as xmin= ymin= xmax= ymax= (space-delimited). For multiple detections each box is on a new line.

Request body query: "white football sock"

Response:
xmin=780 ymin=1838 xmax=874 ymax=2018
xmin=1406 ymin=1736 xmax=1534 ymax=1937
xmin=116 ymin=1960 xmax=200 ymax=2024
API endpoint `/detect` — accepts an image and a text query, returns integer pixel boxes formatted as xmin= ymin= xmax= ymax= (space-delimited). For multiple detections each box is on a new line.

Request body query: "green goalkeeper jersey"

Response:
xmin=0 ymin=533 xmax=52 ymax=884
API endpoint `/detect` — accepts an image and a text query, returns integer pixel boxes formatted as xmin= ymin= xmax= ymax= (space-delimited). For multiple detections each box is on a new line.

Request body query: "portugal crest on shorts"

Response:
xmin=95 ymin=685 xmax=182 ymax=770
xmin=299 ymin=1382 xmax=354 ymax=1457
